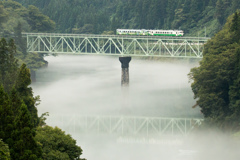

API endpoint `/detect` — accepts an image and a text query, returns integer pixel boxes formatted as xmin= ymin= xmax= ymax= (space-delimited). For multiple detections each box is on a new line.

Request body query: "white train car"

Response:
xmin=116 ymin=29 xmax=184 ymax=36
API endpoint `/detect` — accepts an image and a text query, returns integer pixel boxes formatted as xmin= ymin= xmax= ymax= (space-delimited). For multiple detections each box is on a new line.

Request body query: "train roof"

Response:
xmin=117 ymin=29 xmax=183 ymax=32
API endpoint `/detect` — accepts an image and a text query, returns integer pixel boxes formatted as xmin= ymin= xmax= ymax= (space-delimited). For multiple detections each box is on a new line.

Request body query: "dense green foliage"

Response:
xmin=0 ymin=38 xmax=43 ymax=159
xmin=0 ymin=139 xmax=10 ymax=160
xmin=189 ymin=11 xmax=240 ymax=131
xmin=0 ymin=38 xmax=39 ymax=125
xmin=0 ymin=0 xmax=54 ymax=73
xmin=0 ymin=0 xmax=55 ymax=33
xmin=0 ymin=38 xmax=85 ymax=159
xmin=15 ymin=0 xmax=240 ymax=36
xmin=0 ymin=2 xmax=85 ymax=159
xmin=35 ymin=126 xmax=85 ymax=160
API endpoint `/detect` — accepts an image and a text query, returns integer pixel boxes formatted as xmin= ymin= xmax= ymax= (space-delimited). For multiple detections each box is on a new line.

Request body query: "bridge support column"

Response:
xmin=119 ymin=57 xmax=132 ymax=112
xmin=119 ymin=57 xmax=131 ymax=86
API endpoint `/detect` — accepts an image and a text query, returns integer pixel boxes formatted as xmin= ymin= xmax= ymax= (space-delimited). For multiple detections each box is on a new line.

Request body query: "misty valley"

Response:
xmin=30 ymin=55 xmax=239 ymax=160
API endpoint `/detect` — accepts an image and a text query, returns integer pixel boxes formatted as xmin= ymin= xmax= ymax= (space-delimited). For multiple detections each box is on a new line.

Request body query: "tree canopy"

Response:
xmin=0 ymin=37 xmax=85 ymax=160
xmin=35 ymin=126 xmax=85 ymax=160
xmin=0 ymin=139 xmax=10 ymax=160
xmin=189 ymin=10 xmax=240 ymax=131
xmin=14 ymin=0 xmax=240 ymax=36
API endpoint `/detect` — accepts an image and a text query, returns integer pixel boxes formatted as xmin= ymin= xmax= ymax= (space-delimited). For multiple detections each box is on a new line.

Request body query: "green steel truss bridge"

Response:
xmin=47 ymin=115 xmax=203 ymax=137
xmin=24 ymin=33 xmax=210 ymax=58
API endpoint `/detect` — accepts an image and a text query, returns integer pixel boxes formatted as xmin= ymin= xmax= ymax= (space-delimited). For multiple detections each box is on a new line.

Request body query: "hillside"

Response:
xmin=15 ymin=0 xmax=240 ymax=37
xmin=0 ymin=1 xmax=55 ymax=77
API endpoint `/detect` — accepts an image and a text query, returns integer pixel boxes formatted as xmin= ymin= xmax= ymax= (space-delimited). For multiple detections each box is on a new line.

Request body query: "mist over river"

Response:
xmin=31 ymin=55 xmax=240 ymax=160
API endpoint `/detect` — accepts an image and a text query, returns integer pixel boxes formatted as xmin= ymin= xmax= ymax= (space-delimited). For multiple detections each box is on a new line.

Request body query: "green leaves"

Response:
xmin=11 ymin=103 xmax=42 ymax=160
xmin=36 ymin=126 xmax=84 ymax=160
xmin=0 ymin=139 xmax=10 ymax=160
xmin=27 ymin=5 xmax=55 ymax=32
xmin=0 ymin=38 xmax=43 ymax=159
xmin=189 ymin=11 xmax=240 ymax=131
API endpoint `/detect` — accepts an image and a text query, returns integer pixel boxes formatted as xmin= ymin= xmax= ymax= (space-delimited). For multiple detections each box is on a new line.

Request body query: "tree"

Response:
xmin=27 ymin=5 xmax=55 ymax=32
xmin=231 ymin=0 xmax=240 ymax=13
xmin=0 ymin=85 xmax=14 ymax=143
xmin=0 ymin=86 xmax=42 ymax=160
xmin=0 ymin=139 xmax=10 ymax=160
xmin=11 ymin=102 xmax=42 ymax=160
xmin=230 ymin=11 xmax=240 ymax=42
xmin=16 ymin=63 xmax=39 ymax=127
xmin=0 ymin=38 xmax=19 ymax=93
xmin=14 ymin=22 xmax=27 ymax=57
xmin=35 ymin=126 xmax=85 ymax=160
xmin=215 ymin=0 xmax=225 ymax=25
xmin=0 ymin=2 xmax=8 ymax=29
xmin=189 ymin=11 xmax=240 ymax=131
xmin=228 ymin=48 xmax=240 ymax=128
xmin=78 ymin=24 xmax=94 ymax=34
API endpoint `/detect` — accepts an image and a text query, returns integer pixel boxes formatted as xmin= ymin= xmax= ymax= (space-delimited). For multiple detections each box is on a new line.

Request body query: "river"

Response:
xmin=31 ymin=55 xmax=239 ymax=160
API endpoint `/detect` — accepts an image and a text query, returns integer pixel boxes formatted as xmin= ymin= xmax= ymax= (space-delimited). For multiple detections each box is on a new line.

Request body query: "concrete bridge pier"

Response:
xmin=119 ymin=57 xmax=132 ymax=112
xmin=119 ymin=57 xmax=131 ymax=87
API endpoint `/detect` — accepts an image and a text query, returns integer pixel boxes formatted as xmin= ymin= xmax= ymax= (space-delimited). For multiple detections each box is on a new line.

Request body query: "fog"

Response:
xmin=31 ymin=55 xmax=240 ymax=160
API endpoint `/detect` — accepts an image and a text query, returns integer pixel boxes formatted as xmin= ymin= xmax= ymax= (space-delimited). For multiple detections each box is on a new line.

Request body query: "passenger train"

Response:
xmin=116 ymin=29 xmax=184 ymax=37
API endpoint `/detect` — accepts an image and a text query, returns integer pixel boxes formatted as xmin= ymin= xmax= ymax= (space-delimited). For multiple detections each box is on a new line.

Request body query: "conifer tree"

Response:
xmin=230 ymin=11 xmax=240 ymax=42
xmin=11 ymin=102 xmax=42 ymax=160
xmin=0 ymin=85 xmax=14 ymax=144
xmin=229 ymin=48 xmax=240 ymax=129
xmin=0 ymin=2 xmax=8 ymax=29
xmin=0 ymin=38 xmax=18 ymax=93
xmin=215 ymin=0 xmax=225 ymax=25
xmin=14 ymin=22 xmax=27 ymax=57
xmin=0 ymin=38 xmax=9 ymax=82
xmin=16 ymin=63 xmax=39 ymax=127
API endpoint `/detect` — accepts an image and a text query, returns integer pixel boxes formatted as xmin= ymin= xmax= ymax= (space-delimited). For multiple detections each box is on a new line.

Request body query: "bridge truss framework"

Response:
xmin=47 ymin=115 xmax=203 ymax=137
xmin=25 ymin=33 xmax=209 ymax=58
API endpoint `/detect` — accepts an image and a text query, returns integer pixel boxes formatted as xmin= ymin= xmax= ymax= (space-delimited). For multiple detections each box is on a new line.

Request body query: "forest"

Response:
xmin=0 ymin=0 xmax=240 ymax=159
xmin=0 ymin=1 xmax=85 ymax=159
xmin=189 ymin=10 xmax=240 ymax=131
xmin=14 ymin=0 xmax=240 ymax=37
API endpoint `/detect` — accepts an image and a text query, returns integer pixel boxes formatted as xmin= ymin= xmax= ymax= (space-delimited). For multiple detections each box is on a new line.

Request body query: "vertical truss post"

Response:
xmin=61 ymin=37 xmax=63 ymax=52
xmin=185 ymin=42 xmax=187 ymax=56
xmin=26 ymin=35 xmax=29 ymax=51
xmin=121 ymin=37 xmax=124 ymax=55
xmin=147 ymin=37 xmax=149 ymax=55
xmin=198 ymin=38 xmax=200 ymax=56
xmin=134 ymin=40 xmax=136 ymax=55
xmin=97 ymin=38 xmax=100 ymax=54
xmin=159 ymin=41 xmax=161 ymax=56
xmin=109 ymin=40 xmax=110 ymax=53
xmin=38 ymin=37 xmax=40 ymax=51
xmin=73 ymin=37 xmax=75 ymax=52
xmin=85 ymin=38 xmax=87 ymax=53
xmin=50 ymin=36 xmax=52 ymax=52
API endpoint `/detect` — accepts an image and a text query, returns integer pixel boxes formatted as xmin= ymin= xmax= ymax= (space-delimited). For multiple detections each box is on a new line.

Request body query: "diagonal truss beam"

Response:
xmin=47 ymin=115 xmax=204 ymax=137
xmin=25 ymin=33 xmax=210 ymax=58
